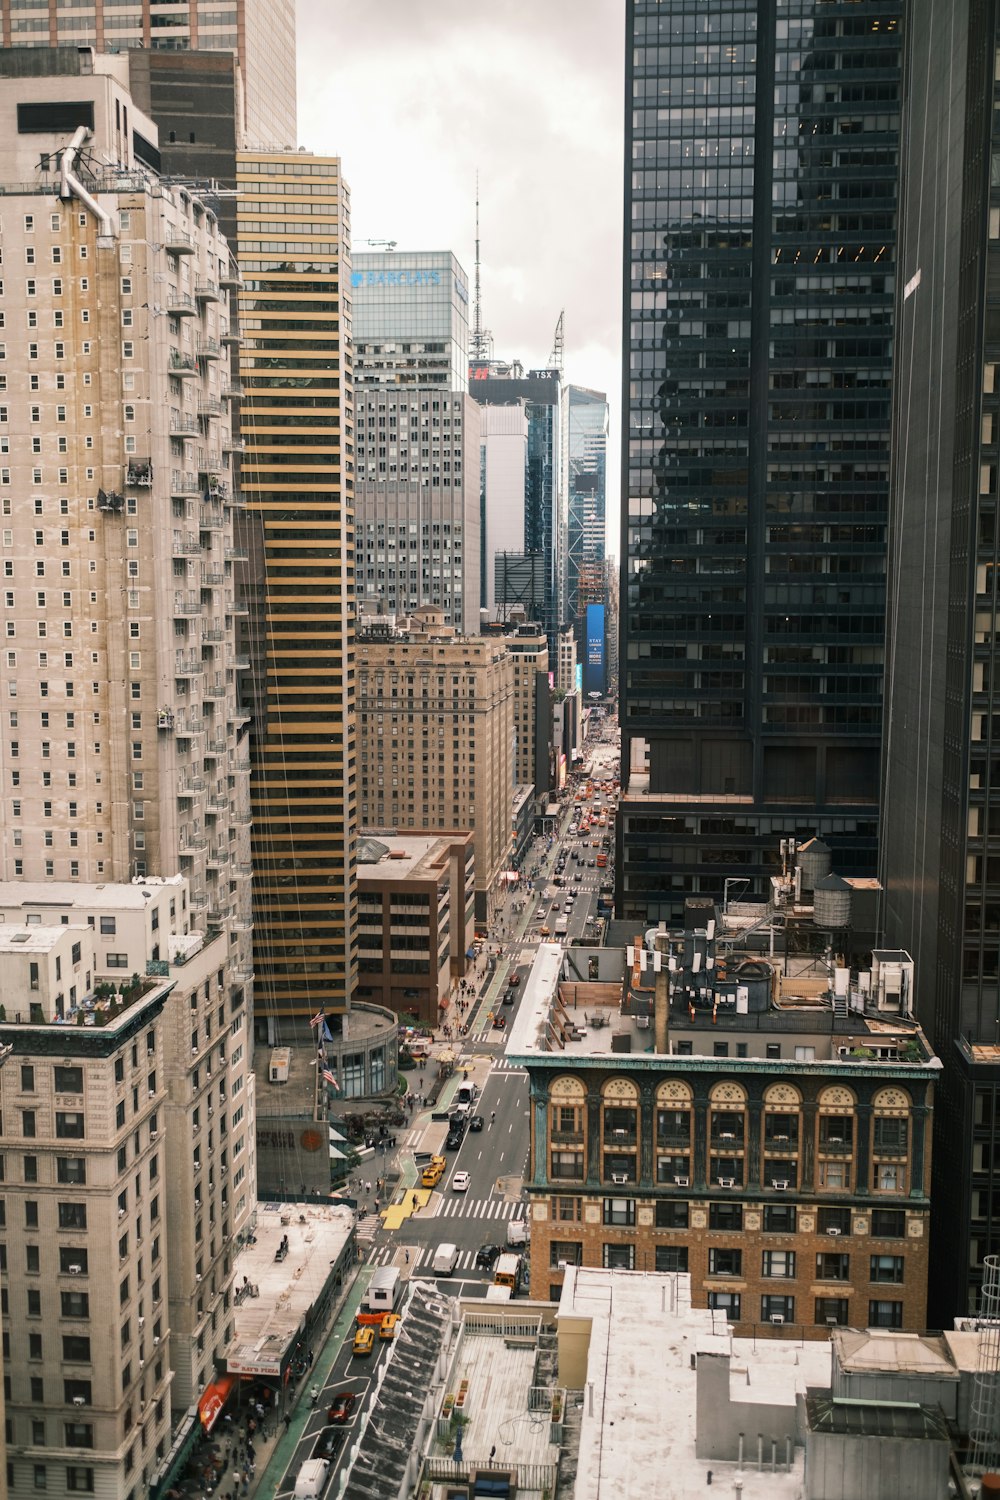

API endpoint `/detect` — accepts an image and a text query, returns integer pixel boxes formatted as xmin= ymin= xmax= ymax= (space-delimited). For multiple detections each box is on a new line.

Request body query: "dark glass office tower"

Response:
xmin=881 ymin=0 xmax=1000 ymax=1324
xmin=619 ymin=1 xmax=901 ymax=923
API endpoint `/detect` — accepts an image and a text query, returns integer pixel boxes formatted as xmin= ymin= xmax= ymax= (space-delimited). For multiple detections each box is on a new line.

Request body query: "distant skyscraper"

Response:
xmin=353 ymin=251 xmax=481 ymax=632
xmin=619 ymin=0 xmax=901 ymax=924
xmin=236 ymin=150 xmax=357 ymax=1033
xmin=471 ymin=360 xmax=564 ymax=650
xmin=881 ymin=0 xmax=1000 ymax=1324
xmin=566 ymin=385 xmax=608 ymax=631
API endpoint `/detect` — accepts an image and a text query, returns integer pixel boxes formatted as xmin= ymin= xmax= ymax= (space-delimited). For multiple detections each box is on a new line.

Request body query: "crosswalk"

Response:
xmin=367 ymin=1243 xmax=489 ymax=1272
xmin=354 ymin=1215 xmax=380 ymax=1244
xmin=435 ymin=1196 xmax=524 ymax=1222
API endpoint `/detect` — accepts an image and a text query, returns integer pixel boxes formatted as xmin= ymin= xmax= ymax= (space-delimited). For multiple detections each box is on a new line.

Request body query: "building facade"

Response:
xmin=472 ymin=361 xmax=564 ymax=649
xmin=480 ymin=402 xmax=530 ymax=620
xmin=509 ymin=938 xmax=935 ymax=1339
xmin=484 ymin=620 xmax=551 ymax=804
xmin=353 ymin=250 xmax=469 ymax=391
xmin=356 ymin=831 xmax=475 ymax=1025
xmin=879 ymin=0 xmax=1000 ymax=1324
xmin=357 ymin=608 xmax=515 ymax=920
xmin=236 ymin=150 xmax=357 ymax=1034
xmin=566 ymin=385 xmax=608 ymax=636
xmin=0 ymin=0 xmax=297 ymax=150
xmin=619 ymin=0 xmax=901 ymax=924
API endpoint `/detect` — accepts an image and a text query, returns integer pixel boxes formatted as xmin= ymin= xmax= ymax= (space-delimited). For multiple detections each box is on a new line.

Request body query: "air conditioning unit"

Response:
xmin=153 ymin=1336 xmax=160 ymax=1346
xmin=826 ymin=1227 xmax=842 ymax=1236
xmin=195 ymin=1273 xmax=202 ymax=1282
xmin=611 ymin=1173 xmax=628 ymax=1184
xmin=673 ymin=1175 xmax=689 ymax=1187
xmin=774 ymin=1134 xmax=789 ymax=1142
xmin=138 ymin=1359 xmax=144 ymax=1370
xmin=72 ymin=1396 xmax=86 ymax=1407
xmin=827 ymin=1137 xmax=844 ymax=1145
xmin=150 ymin=1130 xmax=158 ymax=1140
xmin=118 ymin=1208 xmax=126 ymax=1219
xmin=68 ymin=1264 xmax=82 ymax=1275
xmin=721 ymin=1132 xmax=735 ymax=1141
xmin=557 ymin=1259 xmax=568 ymax=1270
xmin=138 ymin=1317 xmax=144 ymax=1328
xmin=825 ymin=1317 xmax=838 ymax=1327
xmin=770 ymin=1314 xmax=785 ymax=1326
xmin=718 ymin=1177 xmax=735 ymax=1189
xmin=773 ymin=1180 xmax=790 ymax=1191
xmin=147 ymin=1089 xmax=155 ymax=1099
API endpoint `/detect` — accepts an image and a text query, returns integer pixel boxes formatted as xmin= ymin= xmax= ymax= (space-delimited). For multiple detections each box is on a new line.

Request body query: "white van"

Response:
xmin=293 ymin=1457 xmax=330 ymax=1499
xmin=433 ymin=1242 xmax=459 ymax=1275
xmin=507 ymin=1218 xmax=528 ymax=1248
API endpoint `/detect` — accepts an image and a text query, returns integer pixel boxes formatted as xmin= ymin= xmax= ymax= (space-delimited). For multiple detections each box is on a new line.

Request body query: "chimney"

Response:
xmin=654 ymin=927 xmax=670 ymax=1054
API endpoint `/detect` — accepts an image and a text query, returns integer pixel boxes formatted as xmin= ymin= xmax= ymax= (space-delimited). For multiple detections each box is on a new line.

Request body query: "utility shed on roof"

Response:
xmin=831 ymin=1328 xmax=961 ymax=1417
xmin=804 ymin=1395 xmax=950 ymax=1500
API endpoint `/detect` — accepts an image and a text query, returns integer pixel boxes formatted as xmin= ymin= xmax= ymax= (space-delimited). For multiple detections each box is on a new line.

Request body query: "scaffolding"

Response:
xmin=969 ymin=1255 xmax=1000 ymax=1476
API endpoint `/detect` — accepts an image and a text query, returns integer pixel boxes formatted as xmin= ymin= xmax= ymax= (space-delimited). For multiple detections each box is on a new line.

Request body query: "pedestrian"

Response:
xmin=283 ymin=1412 xmax=292 ymax=1433
xmin=412 ymin=1192 xmax=419 ymax=1209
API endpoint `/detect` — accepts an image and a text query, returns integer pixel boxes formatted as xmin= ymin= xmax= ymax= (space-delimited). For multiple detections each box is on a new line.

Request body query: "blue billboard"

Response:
xmin=584 ymin=604 xmax=606 ymax=697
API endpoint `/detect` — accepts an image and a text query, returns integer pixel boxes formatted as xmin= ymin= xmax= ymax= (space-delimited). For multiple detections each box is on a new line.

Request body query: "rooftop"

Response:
xmin=561 ymin=1267 xmax=831 ymax=1500
xmin=227 ymin=1203 xmax=355 ymax=1377
xmin=0 ymin=877 xmax=185 ymax=913
xmin=356 ymin=832 xmax=456 ymax=881
xmin=832 ymin=1329 xmax=959 ymax=1380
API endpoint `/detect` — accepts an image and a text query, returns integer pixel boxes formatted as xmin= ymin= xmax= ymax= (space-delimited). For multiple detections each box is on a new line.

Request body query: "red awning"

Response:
xmin=198 ymin=1373 xmax=236 ymax=1432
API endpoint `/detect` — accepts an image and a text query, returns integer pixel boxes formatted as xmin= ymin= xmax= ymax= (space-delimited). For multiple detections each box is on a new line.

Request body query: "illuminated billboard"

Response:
xmin=584 ymin=603 xmax=606 ymax=696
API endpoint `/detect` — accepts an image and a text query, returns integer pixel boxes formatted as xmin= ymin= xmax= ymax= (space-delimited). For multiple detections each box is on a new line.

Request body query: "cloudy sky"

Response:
xmin=297 ymin=0 xmax=624 ymax=552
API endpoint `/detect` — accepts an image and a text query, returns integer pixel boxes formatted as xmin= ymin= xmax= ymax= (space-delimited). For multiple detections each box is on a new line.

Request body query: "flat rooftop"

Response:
xmin=227 ymin=1202 xmax=354 ymax=1377
xmin=0 ymin=924 xmax=86 ymax=955
xmin=357 ymin=833 xmax=453 ymax=882
xmin=0 ymin=877 xmax=185 ymax=912
xmin=438 ymin=1312 xmax=559 ymax=1477
xmin=562 ymin=1267 xmax=832 ymax=1500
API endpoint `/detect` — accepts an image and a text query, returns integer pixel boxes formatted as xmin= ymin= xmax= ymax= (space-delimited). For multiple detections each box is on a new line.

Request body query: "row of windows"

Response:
xmin=550 ymin=1197 xmax=906 ymax=1238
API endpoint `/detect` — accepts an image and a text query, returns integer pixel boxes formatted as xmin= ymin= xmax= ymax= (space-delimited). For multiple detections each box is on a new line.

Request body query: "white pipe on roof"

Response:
xmin=59 ymin=125 xmax=115 ymax=241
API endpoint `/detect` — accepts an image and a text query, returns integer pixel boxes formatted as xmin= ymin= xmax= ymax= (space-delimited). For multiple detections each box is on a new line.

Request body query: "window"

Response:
xmin=871 ymin=1209 xmax=905 ymax=1238
xmin=64 ymin=1422 xmax=93 ymax=1449
xmin=655 ymin=1246 xmax=689 ymax=1272
xmin=868 ymin=1300 xmax=903 ymax=1329
xmin=59 ymin=1249 xmax=88 ymax=1275
xmin=66 ymin=1468 xmax=94 ymax=1493
xmin=816 ymin=1297 xmax=850 ymax=1327
xmin=873 ymin=1117 xmax=908 ymax=1153
xmin=816 ymin=1252 xmax=850 ymax=1281
xmin=54 ymin=1066 xmax=83 ymax=1094
xmin=60 ymin=1291 xmax=89 ymax=1319
xmin=762 ymin=1250 xmax=796 ymax=1278
xmin=99 ymin=917 xmax=116 ymax=936
xmin=22 ymin=1110 xmax=36 ymax=1139
xmin=708 ymin=1291 xmax=741 ymax=1322
xmin=550 ymin=1150 xmax=584 ymax=1181
xmin=709 ymin=1202 xmax=743 ymax=1231
xmin=708 ymin=1248 xmax=742 ymax=1277
xmin=56 ymin=1113 xmax=85 ymax=1140
xmin=761 ymin=1294 xmax=795 ymax=1323
xmin=655 ymin=1199 xmax=689 ymax=1228
xmin=58 ymin=1201 xmax=87 ymax=1229
xmin=602 ymin=1243 xmax=635 ymax=1270
xmin=21 ymin=1064 xmax=34 ymax=1092
xmin=870 ymin=1254 xmax=904 ymax=1283
xmin=763 ymin=1203 xmax=797 ymax=1233
xmin=817 ymin=1206 xmax=851 ymax=1235
xmin=550 ymin=1241 xmax=583 ymax=1268
xmin=603 ymin=1198 xmax=635 ymax=1226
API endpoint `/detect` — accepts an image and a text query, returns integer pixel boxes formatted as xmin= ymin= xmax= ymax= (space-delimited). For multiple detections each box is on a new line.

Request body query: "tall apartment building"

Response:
xmin=566 ymin=385 xmax=608 ymax=634
xmin=880 ymin=0 xmax=1000 ymax=1324
xmin=357 ymin=608 xmax=515 ymax=920
xmin=472 ymin=360 xmax=565 ymax=650
xmin=509 ymin=935 xmax=936 ymax=1338
xmin=0 ymin=53 xmax=253 ymax=987
xmin=0 ymin=0 xmax=296 ymax=146
xmin=619 ymin=1 xmax=901 ymax=924
xmin=354 ymin=251 xmax=481 ymax=634
xmin=489 ymin=620 xmax=550 ymax=804
xmin=235 ymin=150 xmax=357 ymax=1034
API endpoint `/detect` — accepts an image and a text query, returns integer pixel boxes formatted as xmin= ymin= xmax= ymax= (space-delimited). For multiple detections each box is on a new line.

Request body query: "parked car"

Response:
xmin=352 ymin=1326 xmax=375 ymax=1357
xmin=469 ymin=1114 xmax=485 ymax=1132
xmin=508 ymin=973 xmax=522 ymax=986
xmin=327 ymin=1391 xmax=356 ymax=1424
xmin=452 ymin=1171 xmax=471 ymax=1192
xmin=379 ymin=1313 xmax=400 ymax=1340
xmin=492 ymin=1014 xmax=507 ymax=1030
xmin=445 ymin=1131 xmax=463 ymax=1150
xmin=503 ymin=988 xmax=516 ymax=1005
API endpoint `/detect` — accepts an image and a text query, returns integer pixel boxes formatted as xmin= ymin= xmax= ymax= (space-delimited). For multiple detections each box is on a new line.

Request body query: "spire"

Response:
xmin=471 ymin=172 xmax=492 ymax=360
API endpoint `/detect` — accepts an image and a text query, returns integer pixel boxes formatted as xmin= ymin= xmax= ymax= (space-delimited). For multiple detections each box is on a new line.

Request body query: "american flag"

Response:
xmin=309 ymin=1010 xmax=325 ymax=1029
xmin=322 ymin=1069 xmax=340 ymax=1091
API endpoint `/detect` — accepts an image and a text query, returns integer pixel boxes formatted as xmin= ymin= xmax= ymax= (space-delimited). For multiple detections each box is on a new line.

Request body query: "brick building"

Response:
xmin=508 ymin=929 xmax=936 ymax=1340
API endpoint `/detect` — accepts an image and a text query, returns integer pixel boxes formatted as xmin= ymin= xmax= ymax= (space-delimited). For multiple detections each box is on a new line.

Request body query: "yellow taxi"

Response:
xmin=352 ymin=1326 xmax=375 ymax=1357
xmin=421 ymin=1154 xmax=447 ymax=1189
xmin=539 ymin=925 xmax=551 ymax=937
xmin=379 ymin=1313 xmax=400 ymax=1340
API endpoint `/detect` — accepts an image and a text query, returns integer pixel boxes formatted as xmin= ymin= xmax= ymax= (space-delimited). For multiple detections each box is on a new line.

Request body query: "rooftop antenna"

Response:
xmin=549 ymin=309 xmax=565 ymax=377
xmin=471 ymin=172 xmax=493 ymax=360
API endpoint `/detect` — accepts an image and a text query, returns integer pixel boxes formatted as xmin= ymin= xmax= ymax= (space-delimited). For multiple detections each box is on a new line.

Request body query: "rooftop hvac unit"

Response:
xmin=674 ymin=1175 xmax=689 ymax=1187
xmin=826 ymin=1227 xmax=842 ymax=1236
xmin=718 ymin=1177 xmax=735 ymax=1189
xmin=770 ymin=1314 xmax=785 ymax=1325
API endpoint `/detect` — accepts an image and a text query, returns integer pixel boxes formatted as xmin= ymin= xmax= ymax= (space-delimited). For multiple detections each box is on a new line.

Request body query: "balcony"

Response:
xmin=197 ymin=336 xmax=221 ymax=360
xmin=234 ymin=654 xmax=251 ymax=670
xmin=201 ymin=566 xmax=225 ymax=586
xmin=219 ymin=264 xmax=242 ymax=289
xmin=172 ymin=532 xmax=201 ymax=557
xmin=208 ymin=793 xmax=229 ymax=810
xmin=199 ymin=455 xmax=223 ymax=478
xmin=202 ymin=626 xmax=224 ymax=642
xmin=171 ymin=413 xmax=200 ymax=439
xmin=232 ymin=863 xmax=253 ymax=877
xmin=174 ymin=718 xmax=205 ymax=739
xmin=206 ymin=847 xmax=231 ymax=869
xmin=220 ymin=325 xmax=243 ymax=345
xmin=200 ymin=506 xmax=225 ymax=530
xmin=168 ymin=291 xmax=197 ymax=317
xmin=203 ymin=682 xmax=227 ymax=698
xmin=223 ymin=435 xmax=245 ymax=454
xmin=227 ymin=596 xmax=249 ymax=617
xmin=225 ymin=546 xmax=249 ymax=563
xmin=125 ymin=459 xmax=152 ymax=488
xmin=195 ymin=278 xmax=222 ymax=303
xmin=174 ymin=653 xmax=203 ymax=678
xmin=179 ymin=835 xmax=208 ymax=854
xmin=169 ymin=349 xmax=199 ymax=377
xmin=165 ymin=227 xmax=195 ymax=254
xmin=205 ymin=737 xmax=228 ymax=755
xmin=173 ymin=593 xmax=202 ymax=617
xmin=198 ymin=397 xmax=224 ymax=420
xmin=170 ymin=471 xmax=200 ymax=497
xmin=221 ymin=381 xmax=244 ymax=400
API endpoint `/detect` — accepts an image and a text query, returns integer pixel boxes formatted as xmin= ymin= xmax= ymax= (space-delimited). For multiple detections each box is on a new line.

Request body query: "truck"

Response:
xmin=364 ymin=1266 xmax=401 ymax=1314
xmin=506 ymin=1217 xmax=528 ymax=1248
xmin=433 ymin=1242 xmax=460 ymax=1276
xmin=493 ymin=1253 xmax=523 ymax=1296
xmin=554 ymin=917 xmax=569 ymax=938
xmin=456 ymin=1081 xmax=478 ymax=1107
xmin=293 ymin=1458 xmax=331 ymax=1499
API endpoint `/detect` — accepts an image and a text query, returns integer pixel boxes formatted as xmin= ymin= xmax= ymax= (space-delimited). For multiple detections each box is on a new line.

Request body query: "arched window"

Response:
xmin=601 ymin=1079 xmax=639 ymax=1185
xmin=656 ymin=1079 xmax=692 ymax=1186
xmin=816 ymin=1085 xmax=857 ymax=1193
xmin=708 ymin=1081 xmax=747 ymax=1188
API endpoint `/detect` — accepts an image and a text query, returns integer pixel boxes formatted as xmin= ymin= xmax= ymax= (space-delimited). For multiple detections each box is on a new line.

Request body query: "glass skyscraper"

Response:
xmin=620 ymin=0 xmax=901 ymax=923
xmin=567 ymin=384 xmax=609 ymax=633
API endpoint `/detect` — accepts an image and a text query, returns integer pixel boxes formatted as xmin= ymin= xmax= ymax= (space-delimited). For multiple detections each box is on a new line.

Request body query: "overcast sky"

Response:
xmin=297 ymin=0 xmax=624 ymax=553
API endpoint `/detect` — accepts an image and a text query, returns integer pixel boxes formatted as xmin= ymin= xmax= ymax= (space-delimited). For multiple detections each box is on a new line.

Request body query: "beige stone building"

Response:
xmin=486 ymin=618 xmax=550 ymax=805
xmin=357 ymin=607 xmax=514 ymax=920
xmin=355 ymin=830 xmax=475 ymax=1025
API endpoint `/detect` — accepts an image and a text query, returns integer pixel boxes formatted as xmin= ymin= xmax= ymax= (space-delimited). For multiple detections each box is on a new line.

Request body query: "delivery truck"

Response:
xmin=364 ymin=1266 xmax=401 ymax=1314
xmin=433 ymin=1242 xmax=459 ymax=1276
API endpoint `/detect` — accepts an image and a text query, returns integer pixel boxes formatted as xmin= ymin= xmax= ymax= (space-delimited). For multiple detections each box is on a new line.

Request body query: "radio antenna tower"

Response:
xmin=471 ymin=172 xmax=493 ymax=360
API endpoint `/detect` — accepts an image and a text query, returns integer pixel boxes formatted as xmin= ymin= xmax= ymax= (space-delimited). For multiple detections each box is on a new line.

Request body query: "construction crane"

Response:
xmin=549 ymin=310 xmax=565 ymax=377
xmin=357 ymin=239 xmax=397 ymax=251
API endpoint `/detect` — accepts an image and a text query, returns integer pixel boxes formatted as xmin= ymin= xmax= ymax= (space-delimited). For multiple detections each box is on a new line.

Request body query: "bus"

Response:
xmin=596 ymin=853 xmax=608 ymax=868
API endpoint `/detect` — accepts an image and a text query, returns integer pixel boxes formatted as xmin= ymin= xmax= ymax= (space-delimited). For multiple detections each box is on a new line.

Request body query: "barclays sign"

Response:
xmin=351 ymin=269 xmax=442 ymax=290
